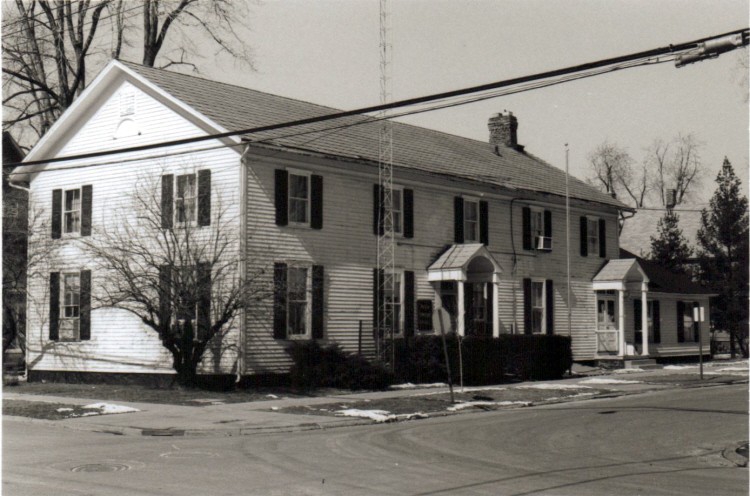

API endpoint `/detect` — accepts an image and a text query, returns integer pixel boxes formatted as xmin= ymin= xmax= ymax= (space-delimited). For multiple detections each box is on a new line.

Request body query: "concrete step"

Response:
xmin=625 ymin=358 xmax=661 ymax=370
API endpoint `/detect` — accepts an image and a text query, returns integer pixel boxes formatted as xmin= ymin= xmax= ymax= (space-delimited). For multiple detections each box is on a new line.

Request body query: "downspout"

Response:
xmin=236 ymin=144 xmax=250 ymax=383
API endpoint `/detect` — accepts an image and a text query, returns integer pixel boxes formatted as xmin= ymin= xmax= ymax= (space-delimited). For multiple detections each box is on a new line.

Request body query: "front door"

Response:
xmin=464 ymin=282 xmax=492 ymax=337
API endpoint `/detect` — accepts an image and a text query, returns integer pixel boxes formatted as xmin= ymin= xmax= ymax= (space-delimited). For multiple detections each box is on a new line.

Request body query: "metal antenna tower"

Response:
xmin=376 ymin=0 xmax=395 ymax=365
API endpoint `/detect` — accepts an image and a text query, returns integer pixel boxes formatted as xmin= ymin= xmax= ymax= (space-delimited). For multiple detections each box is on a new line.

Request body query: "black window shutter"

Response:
xmin=676 ymin=301 xmax=685 ymax=343
xmin=599 ymin=218 xmax=606 ymax=258
xmin=310 ymin=175 xmax=323 ymax=229
xmin=51 ymin=189 xmax=62 ymax=239
xmin=545 ymin=279 xmax=554 ymax=334
xmin=403 ymin=189 xmax=414 ymax=239
xmin=81 ymin=185 xmax=93 ymax=236
xmin=522 ymin=207 xmax=531 ymax=250
xmin=693 ymin=302 xmax=700 ymax=342
xmin=197 ymin=170 xmax=211 ymax=227
xmin=479 ymin=201 xmax=489 ymax=245
xmin=454 ymin=197 xmax=464 ymax=243
xmin=197 ymin=262 xmax=211 ymax=341
xmin=373 ymin=184 xmax=384 ymax=235
xmin=312 ymin=265 xmax=325 ymax=339
xmin=404 ymin=271 xmax=415 ymax=337
xmin=49 ymin=272 xmax=60 ymax=340
xmin=463 ymin=282 xmax=473 ymax=334
xmin=485 ymin=282 xmax=494 ymax=335
xmin=634 ymin=299 xmax=642 ymax=332
xmin=523 ymin=278 xmax=532 ymax=335
xmin=544 ymin=210 xmax=552 ymax=239
xmin=372 ymin=268 xmax=383 ymax=338
xmin=161 ymin=175 xmax=174 ymax=229
xmin=652 ymin=301 xmax=661 ymax=343
xmin=580 ymin=216 xmax=588 ymax=257
xmin=273 ymin=263 xmax=288 ymax=339
xmin=275 ymin=169 xmax=288 ymax=226
xmin=79 ymin=270 xmax=91 ymax=340
xmin=159 ymin=265 xmax=172 ymax=330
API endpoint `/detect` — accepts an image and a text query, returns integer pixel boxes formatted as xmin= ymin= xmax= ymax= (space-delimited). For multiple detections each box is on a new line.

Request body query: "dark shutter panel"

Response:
xmin=523 ymin=278 xmax=532 ymax=335
xmin=372 ymin=268 xmax=383 ymax=338
xmin=544 ymin=210 xmax=552 ymax=239
xmin=310 ymin=175 xmax=323 ymax=230
xmin=454 ymin=197 xmax=464 ymax=243
xmin=404 ymin=271 xmax=415 ymax=337
xmin=197 ymin=170 xmax=211 ymax=227
xmin=676 ymin=301 xmax=685 ymax=343
xmin=693 ymin=302 xmax=700 ymax=342
xmin=274 ymin=169 xmax=288 ymax=226
xmin=545 ymin=279 xmax=554 ymax=334
xmin=81 ymin=185 xmax=93 ymax=236
xmin=197 ymin=263 xmax=211 ymax=341
xmin=522 ymin=207 xmax=531 ymax=250
xmin=51 ymin=189 xmax=62 ymax=239
xmin=403 ymin=189 xmax=414 ymax=239
xmin=463 ymin=282 xmax=473 ymax=334
xmin=159 ymin=265 xmax=172 ymax=330
xmin=373 ymin=184 xmax=384 ymax=235
xmin=161 ymin=175 xmax=174 ymax=229
xmin=49 ymin=272 xmax=60 ymax=340
xmin=479 ymin=201 xmax=489 ymax=245
xmin=598 ymin=218 xmax=606 ymax=258
xmin=312 ymin=265 xmax=325 ymax=339
xmin=273 ymin=263 xmax=288 ymax=339
xmin=653 ymin=301 xmax=661 ymax=343
xmin=580 ymin=216 xmax=588 ymax=256
xmin=485 ymin=283 xmax=494 ymax=336
xmin=79 ymin=270 xmax=91 ymax=340
xmin=634 ymin=299 xmax=642 ymax=331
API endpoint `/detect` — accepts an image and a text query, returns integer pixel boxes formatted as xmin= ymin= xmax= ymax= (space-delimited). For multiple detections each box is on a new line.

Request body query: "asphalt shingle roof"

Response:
xmin=619 ymin=249 xmax=712 ymax=295
xmin=121 ymin=61 xmax=628 ymax=209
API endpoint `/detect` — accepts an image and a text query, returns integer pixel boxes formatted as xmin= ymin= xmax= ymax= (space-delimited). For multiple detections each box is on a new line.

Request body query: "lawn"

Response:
xmin=3 ymin=399 xmax=138 ymax=420
xmin=3 ymin=381 xmax=340 ymax=406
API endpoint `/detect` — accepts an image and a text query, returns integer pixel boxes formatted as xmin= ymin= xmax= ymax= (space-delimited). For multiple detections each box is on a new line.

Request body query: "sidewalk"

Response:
xmin=4 ymin=360 xmax=747 ymax=437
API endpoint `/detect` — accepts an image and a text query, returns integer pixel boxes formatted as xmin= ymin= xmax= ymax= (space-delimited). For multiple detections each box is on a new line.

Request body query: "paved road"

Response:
xmin=4 ymin=384 xmax=747 ymax=495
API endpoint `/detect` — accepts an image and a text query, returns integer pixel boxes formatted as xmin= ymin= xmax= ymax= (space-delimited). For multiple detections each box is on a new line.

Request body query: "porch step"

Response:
xmin=624 ymin=358 xmax=661 ymax=370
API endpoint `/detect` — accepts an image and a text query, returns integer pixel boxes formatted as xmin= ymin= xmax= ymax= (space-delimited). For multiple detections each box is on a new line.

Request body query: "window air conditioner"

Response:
xmin=536 ymin=236 xmax=552 ymax=251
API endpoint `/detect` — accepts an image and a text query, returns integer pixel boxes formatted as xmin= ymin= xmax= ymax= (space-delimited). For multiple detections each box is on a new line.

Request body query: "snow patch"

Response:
xmin=390 ymin=383 xmax=447 ymax=390
xmin=613 ymin=368 xmax=644 ymax=374
xmin=335 ymin=409 xmax=395 ymax=422
xmin=517 ymin=384 xmax=591 ymax=390
xmin=446 ymin=400 xmax=530 ymax=412
xmin=579 ymin=378 xmax=642 ymax=385
xmin=716 ymin=367 xmax=748 ymax=372
xmin=664 ymin=365 xmax=695 ymax=370
xmin=266 ymin=394 xmax=279 ymax=399
xmin=81 ymin=403 xmax=140 ymax=415
xmin=56 ymin=408 xmax=73 ymax=412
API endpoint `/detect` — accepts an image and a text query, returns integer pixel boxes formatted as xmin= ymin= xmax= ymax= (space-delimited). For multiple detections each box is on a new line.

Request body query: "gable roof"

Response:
xmin=620 ymin=208 xmax=704 ymax=257
xmin=619 ymin=249 xmax=713 ymax=295
xmin=111 ymin=61 xmax=627 ymax=210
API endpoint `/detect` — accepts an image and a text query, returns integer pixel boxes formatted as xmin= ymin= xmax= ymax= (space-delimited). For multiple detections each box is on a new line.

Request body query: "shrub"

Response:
xmin=288 ymin=341 xmax=393 ymax=390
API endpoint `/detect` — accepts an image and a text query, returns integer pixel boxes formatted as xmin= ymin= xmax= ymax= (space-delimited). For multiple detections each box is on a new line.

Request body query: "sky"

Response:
xmin=192 ymin=0 xmax=748 ymax=206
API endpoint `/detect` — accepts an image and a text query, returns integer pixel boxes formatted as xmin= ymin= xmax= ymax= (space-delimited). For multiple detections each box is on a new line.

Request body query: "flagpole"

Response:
xmin=565 ymin=143 xmax=572 ymax=339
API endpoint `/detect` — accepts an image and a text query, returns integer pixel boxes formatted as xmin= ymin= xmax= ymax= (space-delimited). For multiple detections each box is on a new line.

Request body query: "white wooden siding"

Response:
xmin=26 ymin=81 xmax=241 ymax=375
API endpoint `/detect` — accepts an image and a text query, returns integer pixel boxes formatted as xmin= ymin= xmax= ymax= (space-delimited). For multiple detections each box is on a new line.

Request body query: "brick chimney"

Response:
xmin=488 ymin=111 xmax=522 ymax=151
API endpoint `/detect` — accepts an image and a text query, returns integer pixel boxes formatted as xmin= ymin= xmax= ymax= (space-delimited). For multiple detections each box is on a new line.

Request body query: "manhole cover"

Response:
xmin=71 ymin=463 xmax=131 ymax=472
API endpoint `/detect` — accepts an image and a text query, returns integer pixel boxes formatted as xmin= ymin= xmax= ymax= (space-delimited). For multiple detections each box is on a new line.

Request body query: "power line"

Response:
xmin=9 ymin=27 xmax=748 ymax=170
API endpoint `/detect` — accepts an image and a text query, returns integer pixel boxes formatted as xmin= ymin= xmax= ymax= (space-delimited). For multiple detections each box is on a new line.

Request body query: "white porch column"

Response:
xmin=457 ymin=281 xmax=465 ymax=336
xmin=492 ymin=281 xmax=500 ymax=337
xmin=641 ymin=282 xmax=649 ymax=356
xmin=618 ymin=289 xmax=626 ymax=357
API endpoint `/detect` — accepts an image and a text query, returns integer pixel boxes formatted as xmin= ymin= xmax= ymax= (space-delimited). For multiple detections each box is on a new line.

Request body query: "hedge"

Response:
xmin=388 ymin=334 xmax=572 ymax=385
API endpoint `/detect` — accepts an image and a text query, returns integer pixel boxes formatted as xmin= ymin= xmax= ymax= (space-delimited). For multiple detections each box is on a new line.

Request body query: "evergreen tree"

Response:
xmin=649 ymin=211 xmax=693 ymax=274
xmin=696 ymin=158 xmax=749 ymax=358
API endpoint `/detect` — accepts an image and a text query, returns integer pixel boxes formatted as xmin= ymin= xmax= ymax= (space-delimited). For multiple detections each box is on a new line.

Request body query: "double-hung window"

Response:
xmin=587 ymin=218 xmax=599 ymax=256
xmin=60 ymin=273 xmax=81 ymax=340
xmin=383 ymin=271 xmax=403 ymax=336
xmin=175 ymin=174 xmax=197 ymax=225
xmin=287 ymin=267 xmax=310 ymax=337
xmin=288 ymin=173 xmax=310 ymax=225
xmin=531 ymin=209 xmax=544 ymax=244
xmin=531 ymin=280 xmax=545 ymax=334
xmin=64 ymin=189 xmax=81 ymax=234
xmin=597 ymin=290 xmax=617 ymax=330
xmin=392 ymin=187 xmax=403 ymax=236
xmin=463 ymin=199 xmax=479 ymax=242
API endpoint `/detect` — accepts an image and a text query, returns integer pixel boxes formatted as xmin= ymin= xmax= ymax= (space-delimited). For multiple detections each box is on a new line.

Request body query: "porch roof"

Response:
xmin=593 ymin=259 xmax=648 ymax=285
xmin=619 ymin=249 xmax=715 ymax=295
xmin=427 ymin=244 xmax=502 ymax=282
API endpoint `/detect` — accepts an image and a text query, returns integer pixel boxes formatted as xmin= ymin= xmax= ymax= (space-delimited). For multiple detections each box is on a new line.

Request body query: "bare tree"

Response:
xmin=2 ymin=0 xmax=254 ymax=144
xmin=587 ymin=141 xmax=648 ymax=207
xmin=81 ymin=172 xmax=269 ymax=387
xmin=646 ymin=134 xmax=703 ymax=207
